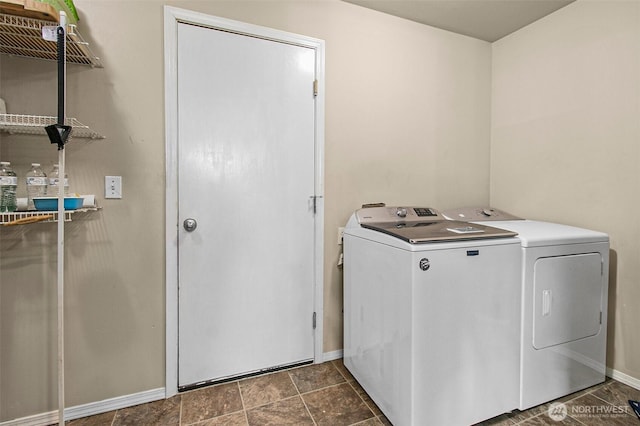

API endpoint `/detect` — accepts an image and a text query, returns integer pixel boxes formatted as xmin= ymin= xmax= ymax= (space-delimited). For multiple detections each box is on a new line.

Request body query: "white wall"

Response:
xmin=491 ymin=0 xmax=640 ymax=380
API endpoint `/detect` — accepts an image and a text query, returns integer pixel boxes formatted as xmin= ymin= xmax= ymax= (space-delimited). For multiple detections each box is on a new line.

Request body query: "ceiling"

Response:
xmin=342 ymin=0 xmax=576 ymax=42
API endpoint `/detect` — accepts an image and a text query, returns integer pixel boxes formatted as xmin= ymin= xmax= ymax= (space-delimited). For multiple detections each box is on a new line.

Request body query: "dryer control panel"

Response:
xmin=442 ymin=207 xmax=523 ymax=221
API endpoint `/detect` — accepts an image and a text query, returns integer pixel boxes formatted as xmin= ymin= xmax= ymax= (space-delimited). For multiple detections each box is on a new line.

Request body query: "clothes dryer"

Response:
xmin=343 ymin=206 xmax=521 ymax=425
xmin=442 ymin=207 xmax=609 ymax=410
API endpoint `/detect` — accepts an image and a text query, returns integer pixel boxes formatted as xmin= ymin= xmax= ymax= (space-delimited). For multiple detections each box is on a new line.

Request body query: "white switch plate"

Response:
xmin=105 ymin=176 xmax=122 ymax=199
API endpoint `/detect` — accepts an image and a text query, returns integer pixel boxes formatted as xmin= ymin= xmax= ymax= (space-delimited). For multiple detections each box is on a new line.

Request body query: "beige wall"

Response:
xmin=0 ymin=0 xmax=492 ymax=420
xmin=491 ymin=0 xmax=640 ymax=380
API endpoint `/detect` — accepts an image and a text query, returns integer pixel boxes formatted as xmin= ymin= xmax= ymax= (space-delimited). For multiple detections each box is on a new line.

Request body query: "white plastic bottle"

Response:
xmin=0 ymin=161 xmax=18 ymax=212
xmin=47 ymin=164 xmax=69 ymax=196
xmin=26 ymin=163 xmax=47 ymax=210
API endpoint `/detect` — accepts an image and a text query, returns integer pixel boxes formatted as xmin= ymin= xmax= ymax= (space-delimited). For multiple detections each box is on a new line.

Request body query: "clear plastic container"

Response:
xmin=26 ymin=163 xmax=48 ymax=210
xmin=47 ymin=164 xmax=69 ymax=196
xmin=0 ymin=161 xmax=18 ymax=212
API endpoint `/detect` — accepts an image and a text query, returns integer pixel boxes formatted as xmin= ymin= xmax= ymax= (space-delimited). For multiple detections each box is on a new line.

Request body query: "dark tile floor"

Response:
xmin=63 ymin=360 xmax=640 ymax=426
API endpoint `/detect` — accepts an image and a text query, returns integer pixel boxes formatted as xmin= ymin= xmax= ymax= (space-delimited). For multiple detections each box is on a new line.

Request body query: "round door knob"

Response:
xmin=183 ymin=218 xmax=197 ymax=232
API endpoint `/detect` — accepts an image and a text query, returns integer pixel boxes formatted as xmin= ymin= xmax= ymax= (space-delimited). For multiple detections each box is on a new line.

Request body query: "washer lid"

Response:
xmin=361 ymin=221 xmax=517 ymax=244
xmin=475 ymin=220 xmax=609 ymax=247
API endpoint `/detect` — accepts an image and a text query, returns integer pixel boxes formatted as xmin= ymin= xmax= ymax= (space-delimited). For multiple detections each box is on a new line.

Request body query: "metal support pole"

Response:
xmin=56 ymin=11 xmax=67 ymax=426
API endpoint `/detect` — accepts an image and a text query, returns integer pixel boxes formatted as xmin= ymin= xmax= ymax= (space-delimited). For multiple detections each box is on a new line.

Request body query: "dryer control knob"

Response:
xmin=396 ymin=207 xmax=407 ymax=218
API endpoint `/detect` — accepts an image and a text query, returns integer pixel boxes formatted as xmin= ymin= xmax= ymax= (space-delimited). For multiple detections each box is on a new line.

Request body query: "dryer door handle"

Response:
xmin=542 ymin=290 xmax=552 ymax=316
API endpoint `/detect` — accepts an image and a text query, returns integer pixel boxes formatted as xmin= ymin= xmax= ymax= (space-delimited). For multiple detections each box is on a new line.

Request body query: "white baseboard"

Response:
xmin=323 ymin=349 xmax=343 ymax=362
xmin=0 ymin=388 xmax=165 ymax=426
xmin=607 ymin=367 xmax=640 ymax=391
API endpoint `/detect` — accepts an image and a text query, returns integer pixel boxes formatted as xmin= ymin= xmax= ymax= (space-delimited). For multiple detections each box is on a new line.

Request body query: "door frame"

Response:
xmin=163 ymin=6 xmax=325 ymax=397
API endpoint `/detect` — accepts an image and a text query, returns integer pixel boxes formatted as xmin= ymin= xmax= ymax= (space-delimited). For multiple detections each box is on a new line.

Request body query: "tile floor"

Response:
xmin=63 ymin=360 xmax=640 ymax=426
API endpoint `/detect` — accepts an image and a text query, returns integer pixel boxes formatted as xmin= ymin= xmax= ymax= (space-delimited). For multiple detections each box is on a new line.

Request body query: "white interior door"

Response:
xmin=176 ymin=21 xmax=317 ymax=388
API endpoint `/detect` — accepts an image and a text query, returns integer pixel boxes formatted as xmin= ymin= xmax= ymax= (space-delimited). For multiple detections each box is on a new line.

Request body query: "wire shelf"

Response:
xmin=0 ymin=113 xmax=105 ymax=139
xmin=0 ymin=13 xmax=102 ymax=67
xmin=0 ymin=207 xmax=100 ymax=225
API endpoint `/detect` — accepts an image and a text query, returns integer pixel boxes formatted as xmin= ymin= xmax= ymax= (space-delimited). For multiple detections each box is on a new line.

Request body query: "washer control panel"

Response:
xmin=414 ymin=207 xmax=438 ymax=217
xmin=356 ymin=206 xmax=442 ymax=225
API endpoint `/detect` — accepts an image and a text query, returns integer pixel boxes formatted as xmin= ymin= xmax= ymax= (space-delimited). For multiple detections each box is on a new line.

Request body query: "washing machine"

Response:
xmin=343 ymin=206 xmax=521 ymax=426
xmin=442 ymin=207 xmax=609 ymax=410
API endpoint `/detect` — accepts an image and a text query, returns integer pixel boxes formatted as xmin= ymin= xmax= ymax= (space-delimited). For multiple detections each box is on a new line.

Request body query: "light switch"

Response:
xmin=105 ymin=176 xmax=122 ymax=199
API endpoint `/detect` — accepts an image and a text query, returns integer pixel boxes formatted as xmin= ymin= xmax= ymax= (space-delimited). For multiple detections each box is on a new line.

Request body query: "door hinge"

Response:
xmin=600 ymin=311 xmax=603 ymax=324
xmin=313 ymin=80 xmax=318 ymax=97
xmin=310 ymin=195 xmax=321 ymax=214
xmin=312 ymin=312 xmax=317 ymax=329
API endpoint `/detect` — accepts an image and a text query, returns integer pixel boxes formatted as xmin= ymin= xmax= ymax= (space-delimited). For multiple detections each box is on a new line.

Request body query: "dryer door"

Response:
xmin=533 ymin=253 xmax=604 ymax=349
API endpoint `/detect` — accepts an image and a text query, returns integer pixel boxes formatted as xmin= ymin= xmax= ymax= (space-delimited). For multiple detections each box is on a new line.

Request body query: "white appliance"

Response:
xmin=343 ymin=206 xmax=522 ymax=426
xmin=442 ymin=207 xmax=609 ymax=410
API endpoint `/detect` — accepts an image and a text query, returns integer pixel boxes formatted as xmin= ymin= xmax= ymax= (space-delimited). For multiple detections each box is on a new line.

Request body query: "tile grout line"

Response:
xmin=110 ymin=408 xmax=119 ymax=426
xmin=330 ymin=361 xmax=377 ymax=424
xmin=297 ymin=379 xmax=348 ymax=396
xmin=235 ymin=381 xmax=250 ymax=426
xmin=332 ymin=360 xmax=380 ymax=424
xmin=349 ymin=420 xmax=372 ymax=426
xmin=510 ymin=381 xmax=621 ymax=426
xmin=587 ymin=390 xmax=639 ymax=420
xmin=515 ymin=411 xmax=589 ymax=426
xmin=346 ymin=380 xmax=378 ymax=423
xmin=287 ymin=370 xmax=318 ymax=426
